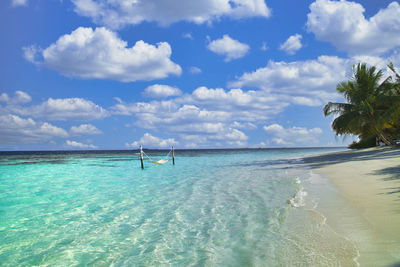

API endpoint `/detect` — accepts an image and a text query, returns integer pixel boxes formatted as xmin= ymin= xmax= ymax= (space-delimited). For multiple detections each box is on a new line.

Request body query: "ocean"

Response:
xmin=0 ymin=148 xmax=360 ymax=266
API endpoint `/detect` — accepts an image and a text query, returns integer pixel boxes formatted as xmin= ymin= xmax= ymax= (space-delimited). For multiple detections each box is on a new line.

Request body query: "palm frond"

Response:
xmin=331 ymin=111 xmax=362 ymax=135
xmin=323 ymin=102 xmax=353 ymax=117
xmin=324 ymin=62 xmax=400 ymax=141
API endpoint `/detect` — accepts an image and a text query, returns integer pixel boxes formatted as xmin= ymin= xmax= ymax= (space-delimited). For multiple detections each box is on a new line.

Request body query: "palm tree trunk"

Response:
xmin=376 ymin=129 xmax=392 ymax=146
xmin=371 ymin=117 xmax=392 ymax=146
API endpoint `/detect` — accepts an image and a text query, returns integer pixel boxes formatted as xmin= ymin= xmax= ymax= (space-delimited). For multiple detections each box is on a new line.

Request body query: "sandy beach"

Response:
xmin=303 ymin=147 xmax=400 ymax=266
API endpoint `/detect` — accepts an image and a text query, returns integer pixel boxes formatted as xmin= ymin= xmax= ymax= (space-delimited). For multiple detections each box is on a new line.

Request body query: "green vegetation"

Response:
xmin=324 ymin=63 xmax=400 ymax=148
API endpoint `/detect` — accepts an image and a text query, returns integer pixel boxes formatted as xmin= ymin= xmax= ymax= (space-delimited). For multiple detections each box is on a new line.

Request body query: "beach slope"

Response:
xmin=303 ymin=147 xmax=400 ymax=266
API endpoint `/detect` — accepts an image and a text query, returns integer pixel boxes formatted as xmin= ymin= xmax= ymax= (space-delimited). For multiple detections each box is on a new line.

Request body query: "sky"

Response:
xmin=1 ymin=0 xmax=400 ymax=150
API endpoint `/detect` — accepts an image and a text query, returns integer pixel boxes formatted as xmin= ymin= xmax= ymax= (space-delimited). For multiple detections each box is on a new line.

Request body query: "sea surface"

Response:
xmin=0 ymin=148 xmax=361 ymax=266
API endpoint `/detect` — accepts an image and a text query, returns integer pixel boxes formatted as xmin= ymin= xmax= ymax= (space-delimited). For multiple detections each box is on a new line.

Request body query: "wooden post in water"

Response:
xmin=140 ymin=145 xmax=144 ymax=169
xmin=172 ymin=146 xmax=175 ymax=165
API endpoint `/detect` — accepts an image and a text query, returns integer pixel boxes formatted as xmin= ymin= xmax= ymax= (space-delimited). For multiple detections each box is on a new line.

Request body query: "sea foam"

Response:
xmin=289 ymin=178 xmax=308 ymax=208
xmin=289 ymin=186 xmax=308 ymax=208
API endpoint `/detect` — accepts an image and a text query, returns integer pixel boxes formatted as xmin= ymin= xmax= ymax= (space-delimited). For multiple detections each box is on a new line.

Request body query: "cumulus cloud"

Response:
xmin=178 ymin=134 xmax=206 ymax=148
xmin=65 ymin=140 xmax=97 ymax=149
xmin=0 ymin=114 xmax=68 ymax=144
xmin=70 ymin=124 xmax=102 ymax=135
xmin=0 ymin=91 xmax=31 ymax=105
xmin=13 ymin=91 xmax=32 ymax=104
xmin=24 ymin=27 xmax=181 ymax=82
xmin=11 ymin=0 xmax=27 ymax=7
xmin=229 ymin=55 xmax=348 ymax=106
xmin=22 ymin=45 xmax=41 ymax=64
xmin=143 ymin=84 xmax=182 ymax=98
xmin=112 ymin=85 xmax=285 ymax=147
xmin=171 ymin=121 xmax=226 ymax=134
xmin=221 ymin=128 xmax=247 ymax=141
xmin=0 ymin=93 xmax=8 ymax=102
xmin=192 ymin=87 xmax=253 ymax=106
xmin=207 ymin=35 xmax=250 ymax=61
xmin=231 ymin=121 xmax=257 ymax=130
xmin=13 ymin=97 xmax=109 ymax=121
xmin=109 ymin=56 xmax=400 ymax=148
xmin=263 ymin=124 xmax=322 ymax=146
xmin=112 ymin=86 xmax=286 ymax=129
xmin=71 ymin=0 xmax=271 ymax=29
xmin=229 ymin=54 xmax=400 ymax=106
xmin=126 ymin=133 xmax=178 ymax=148
xmin=280 ymin=34 xmax=302 ymax=55
xmin=307 ymin=0 xmax=400 ymax=55
xmin=1 ymin=91 xmax=109 ymax=123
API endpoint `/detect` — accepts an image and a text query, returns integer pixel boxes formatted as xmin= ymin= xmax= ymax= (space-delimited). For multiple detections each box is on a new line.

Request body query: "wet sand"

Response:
xmin=303 ymin=147 xmax=400 ymax=266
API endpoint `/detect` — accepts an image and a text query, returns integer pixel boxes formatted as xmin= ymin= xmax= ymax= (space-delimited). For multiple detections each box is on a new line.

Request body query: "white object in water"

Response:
xmin=153 ymin=159 xmax=168 ymax=165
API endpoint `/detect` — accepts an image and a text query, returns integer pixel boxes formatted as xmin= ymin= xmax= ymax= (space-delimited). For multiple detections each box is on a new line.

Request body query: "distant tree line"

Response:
xmin=324 ymin=63 xmax=400 ymax=149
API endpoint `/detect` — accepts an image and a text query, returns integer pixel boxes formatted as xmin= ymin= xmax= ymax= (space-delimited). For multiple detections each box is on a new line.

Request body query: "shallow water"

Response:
xmin=0 ymin=148 xmax=358 ymax=266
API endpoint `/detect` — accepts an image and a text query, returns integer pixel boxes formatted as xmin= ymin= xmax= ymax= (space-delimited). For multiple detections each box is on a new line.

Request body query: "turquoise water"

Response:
xmin=0 ymin=148 xmax=356 ymax=266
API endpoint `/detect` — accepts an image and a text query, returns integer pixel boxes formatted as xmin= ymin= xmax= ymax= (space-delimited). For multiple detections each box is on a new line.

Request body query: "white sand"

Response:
xmin=303 ymin=147 xmax=400 ymax=266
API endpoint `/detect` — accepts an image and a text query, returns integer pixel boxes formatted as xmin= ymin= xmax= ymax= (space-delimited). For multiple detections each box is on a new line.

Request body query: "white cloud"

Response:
xmin=112 ymin=85 xmax=286 ymax=147
xmin=24 ymin=27 xmax=181 ymax=82
xmin=11 ymin=0 xmax=27 ymax=7
xmin=229 ymin=55 xmax=347 ymax=106
xmin=189 ymin=66 xmax=202 ymax=74
xmin=183 ymin=33 xmax=193 ymax=40
xmin=261 ymin=42 xmax=268 ymax=51
xmin=70 ymin=124 xmax=102 ymax=135
xmin=307 ymin=0 xmax=400 ymax=55
xmin=192 ymin=87 xmax=252 ymax=105
xmin=15 ymin=97 xmax=109 ymax=121
xmin=280 ymin=34 xmax=302 ymax=55
xmin=179 ymin=135 xmax=205 ymax=148
xmin=112 ymin=86 xmax=286 ymax=130
xmin=126 ymin=128 xmax=247 ymax=148
xmin=143 ymin=84 xmax=182 ymax=98
xmin=207 ymin=35 xmax=250 ymax=62
xmin=39 ymin=123 xmax=68 ymax=137
xmin=13 ymin=91 xmax=32 ymax=104
xmin=71 ymin=0 xmax=271 ymax=29
xmin=229 ymin=54 xmax=400 ymax=107
xmin=110 ymin=56 xmax=399 ymax=147
xmin=0 ymin=91 xmax=31 ymax=105
xmin=253 ymin=141 xmax=268 ymax=148
xmin=231 ymin=121 xmax=257 ymax=130
xmin=0 ymin=93 xmax=9 ymax=102
xmin=65 ymin=140 xmax=97 ymax=149
xmin=263 ymin=124 xmax=322 ymax=146
xmin=227 ymin=140 xmax=248 ymax=147
xmin=22 ymin=45 xmax=41 ymax=64
xmin=178 ymin=132 xmax=246 ymax=148
xmin=0 ymin=114 xmax=68 ymax=144
xmin=222 ymin=128 xmax=248 ymax=141
xmin=126 ymin=133 xmax=178 ymax=148
xmin=171 ymin=121 xmax=225 ymax=134
xmin=1 ymin=92 xmax=109 ymax=123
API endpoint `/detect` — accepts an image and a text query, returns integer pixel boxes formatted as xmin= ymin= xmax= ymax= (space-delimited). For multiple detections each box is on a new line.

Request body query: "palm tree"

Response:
xmin=323 ymin=63 xmax=394 ymax=146
xmin=383 ymin=63 xmax=400 ymax=139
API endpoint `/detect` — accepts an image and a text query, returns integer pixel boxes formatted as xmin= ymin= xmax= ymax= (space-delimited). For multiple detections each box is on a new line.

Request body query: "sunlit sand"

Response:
xmin=303 ymin=147 xmax=400 ymax=266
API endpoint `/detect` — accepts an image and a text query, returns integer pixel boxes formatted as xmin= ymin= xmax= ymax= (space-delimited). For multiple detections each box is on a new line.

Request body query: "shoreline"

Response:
xmin=302 ymin=147 xmax=400 ymax=266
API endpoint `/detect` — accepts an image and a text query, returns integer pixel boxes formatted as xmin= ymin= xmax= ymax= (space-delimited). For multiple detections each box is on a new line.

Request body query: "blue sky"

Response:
xmin=1 ymin=0 xmax=399 ymax=150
